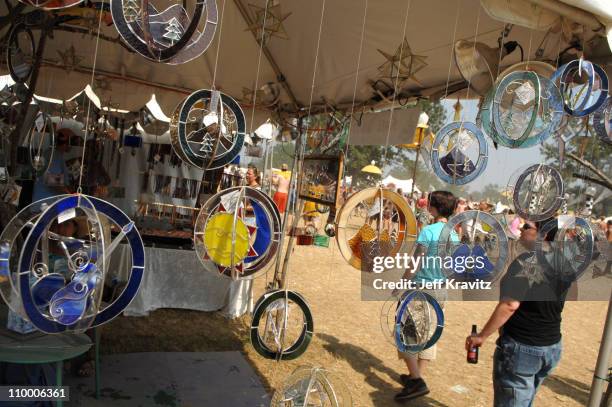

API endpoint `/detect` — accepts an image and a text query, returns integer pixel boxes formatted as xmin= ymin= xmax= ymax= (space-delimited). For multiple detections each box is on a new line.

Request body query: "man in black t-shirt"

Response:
xmin=465 ymin=221 xmax=571 ymax=407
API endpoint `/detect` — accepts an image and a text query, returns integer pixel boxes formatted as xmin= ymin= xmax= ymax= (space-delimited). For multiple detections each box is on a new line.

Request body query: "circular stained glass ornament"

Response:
xmin=431 ymin=122 xmax=488 ymax=185
xmin=551 ymin=59 xmax=609 ymax=117
xmin=111 ymin=0 xmax=218 ymax=64
xmin=438 ymin=210 xmax=509 ymax=282
xmin=512 ymin=164 xmax=564 ymax=222
xmin=394 ymin=290 xmax=444 ymax=354
xmin=335 ymin=187 xmax=417 ymax=271
xmin=480 ymin=72 xmax=563 ymax=148
xmin=535 ymin=217 xmax=597 ymax=282
xmin=250 ymin=290 xmax=313 ymax=361
xmin=170 ymin=89 xmax=245 ymax=170
xmin=593 ymin=97 xmax=612 ymax=146
xmin=7 ymin=23 xmax=35 ymax=84
xmin=27 ymin=112 xmax=55 ymax=176
xmin=195 ymin=186 xmax=281 ymax=279
xmin=7 ymin=194 xmax=144 ymax=333
xmin=270 ymin=366 xmax=351 ymax=407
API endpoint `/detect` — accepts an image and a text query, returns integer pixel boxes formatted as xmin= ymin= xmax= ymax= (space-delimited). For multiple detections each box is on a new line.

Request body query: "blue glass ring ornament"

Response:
xmin=512 ymin=164 xmax=564 ymax=222
xmin=394 ymin=291 xmax=444 ymax=353
xmin=491 ymin=71 xmax=542 ymax=148
xmin=551 ymin=59 xmax=609 ymax=117
xmin=16 ymin=195 xmax=144 ymax=333
xmin=0 ymin=196 xmax=64 ymax=319
xmin=7 ymin=23 xmax=35 ymax=84
xmin=194 ymin=186 xmax=281 ymax=279
xmin=431 ymin=122 xmax=488 ymax=185
xmin=111 ymin=0 xmax=218 ymax=64
xmin=593 ymin=97 xmax=612 ymax=146
xmin=250 ymin=290 xmax=314 ymax=360
xmin=480 ymin=73 xmax=563 ymax=148
xmin=437 ymin=210 xmax=509 ymax=282
xmin=535 ymin=217 xmax=595 ymax=282
xmin=170 ymin=89 xmax=245 ymax=170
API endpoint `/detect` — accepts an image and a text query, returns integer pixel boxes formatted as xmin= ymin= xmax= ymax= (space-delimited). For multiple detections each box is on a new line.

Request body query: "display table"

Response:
xmin=0 ymin=332 xmax=93 ymax=407
xmin=111 ymin=245 xmax=253 ymax=318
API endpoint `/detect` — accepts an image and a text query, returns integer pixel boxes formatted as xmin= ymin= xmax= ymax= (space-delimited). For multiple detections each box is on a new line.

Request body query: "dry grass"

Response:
xmin=102 ymin=241 xmax=609 ymax=406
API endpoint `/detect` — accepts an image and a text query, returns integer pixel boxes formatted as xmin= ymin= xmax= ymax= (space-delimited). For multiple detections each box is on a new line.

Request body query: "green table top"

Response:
xmin=0 ymin=331 xmax=92 ymax=364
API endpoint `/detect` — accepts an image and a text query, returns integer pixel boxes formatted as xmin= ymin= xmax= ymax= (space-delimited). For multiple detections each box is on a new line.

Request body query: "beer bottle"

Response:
xmin=467 ymin=324 xmax=479 ymax=364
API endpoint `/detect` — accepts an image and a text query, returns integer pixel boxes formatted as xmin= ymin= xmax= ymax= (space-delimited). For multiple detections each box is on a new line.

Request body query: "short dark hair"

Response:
xmin=429 ymin=191 xmax=456 ymax=218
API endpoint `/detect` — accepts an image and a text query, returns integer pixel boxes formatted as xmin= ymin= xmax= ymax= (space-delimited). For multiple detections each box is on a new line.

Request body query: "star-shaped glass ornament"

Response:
xmin=377 ymin=38 xmax=427 ymax=84
xmin=57 ymin=45 xmax=83 ymax=73
xmin=246 ymin=3 xmax=291 ymax=44
xmin=516 ymin=253 xmax=547 ymax=287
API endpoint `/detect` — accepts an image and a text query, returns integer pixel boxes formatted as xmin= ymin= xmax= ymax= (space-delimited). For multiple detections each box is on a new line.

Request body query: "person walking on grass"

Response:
xmin=394 ymin=191 xmax=459 ymax=402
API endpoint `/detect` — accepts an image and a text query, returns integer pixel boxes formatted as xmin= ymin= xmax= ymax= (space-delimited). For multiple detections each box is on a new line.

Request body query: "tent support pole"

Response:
xmin=272 ymin=117 xmax=303 ymax=289
xmin=233 ymin=0 xmax=301 ymax=111
xmin=588 ymin=291 xmax=612 ymax=407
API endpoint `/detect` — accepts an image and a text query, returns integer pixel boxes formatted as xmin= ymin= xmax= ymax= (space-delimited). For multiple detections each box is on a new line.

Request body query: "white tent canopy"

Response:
xmin=1 ymin=0 xmax=611 ymax=143
xmin=382 ymin=175 xmax=420 ymax=195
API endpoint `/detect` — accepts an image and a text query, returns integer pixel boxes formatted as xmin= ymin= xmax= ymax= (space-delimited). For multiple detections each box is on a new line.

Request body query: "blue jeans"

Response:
xmin=493 ymin=335 xmax=562 ymax=407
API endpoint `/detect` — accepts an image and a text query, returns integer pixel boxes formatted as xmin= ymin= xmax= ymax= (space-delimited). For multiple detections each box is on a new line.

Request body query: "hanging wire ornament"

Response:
xmin=0 ymin=195 xmax=145 ymax=333
xmin=593 ymin=97 xmax=612 ymax=145
xmin=7 ymin=23 xmax=35 ymax=84
xmin=270 ymin=365 xmax=352 ymax=406
xmin=17 ymin=0 xmax=82 ymax=9
xmin=111 ymin=0 xmax=218 ymax=64
xmin=394 ymin=290 xmax=444 ymax=354
xmin=431 ymin=122 xmax=488 ymax=185
xmin=535 ymin=217 xmax=597 ymax=282
xmin=479 ymin=69 xmax=563 ymax=149
xmin=437 ymin=210 xmax=509 ymax=282
xmin=335 ymin=187 xmax=417 ymax=271
xmin=551 ymin=59 xmax=609 ymax=117
xmin=27 ymin=112 xmax=55 ymax=176
xmin=170 ymin=89 xmax=245 ymax=170
xmin=194 ymin=186 xmax=281 ymax=279
xmin=250 ymin=290 xmax=313 ymax=360
xmin=512 ymin=164 xmax=564 ymax=222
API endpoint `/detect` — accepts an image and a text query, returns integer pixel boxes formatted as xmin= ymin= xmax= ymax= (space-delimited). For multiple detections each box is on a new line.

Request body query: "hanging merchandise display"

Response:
xmin=170 ymin=89 xmax=245 ymax=170
xmin=110 ymin=0 xmax=218 ymax=64
xmin=194 ymin=186 xmax=281 ymax=279
xmin=270 ymin=365 xmax=351 ymax=406
xmin=551 ymin=59 xmax=609 ymax=117
xmin=250 ymin=290 xmax=313 ymax=360
xmin=593 ymin=97 xmax=612 ymax=145
xmin=431 ymin=122 xmax=488 ymax=185
xmin=27 ymin=112 xmax=55 ymax=176
xmin=512 ymin=164 xmax=564 ymax=222
xmin=394 ymin=290 xmax=444 ymax=354
xmin=335 ymin=187 xmax=417 ymax=271
xmin=0 ymin=194 xmax=145 ymax=334
xmin=6 ymin=23 xmax=35 ymax=84
xmin=298 ymin=154 xmax=344 ymax=207
xmin=437 ymin=210 xmax=509 ymax=282
xmin=480 ymin=70 xmax=563 ymax=148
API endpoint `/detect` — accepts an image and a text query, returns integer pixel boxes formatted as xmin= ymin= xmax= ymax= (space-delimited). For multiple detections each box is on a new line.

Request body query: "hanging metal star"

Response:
xmin=246 ymin=3 xmax=291 ymax=44
xmin=377 ymin=38 xmax=427 ymax=85
xmin=516 ymin=253 xmax=547 ymax=287
xmin=94 ymin=75 xmax=112 ymax=93
xmin=57 ymin=45 xmax=83 ymax=73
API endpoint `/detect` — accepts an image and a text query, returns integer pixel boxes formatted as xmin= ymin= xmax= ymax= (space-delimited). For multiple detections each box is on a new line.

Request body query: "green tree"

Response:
xmin=540 ymin=119 xmax=612 ymax=216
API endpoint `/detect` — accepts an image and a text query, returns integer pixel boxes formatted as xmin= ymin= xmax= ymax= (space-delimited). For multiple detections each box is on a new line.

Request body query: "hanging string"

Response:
xmin=343 ymin=0 xmax=369 ymax=160
xmin=248 ymin=0 xmax=271 ymax=136
xmin=462 ymin=5 xmax=481 ymax=106
xmin=76 ymin=3 xmax=105 ymax=194
xmin=382 ymin=0 xmax=413 ymax=168
xmin=210 ymin=0 xmax=227 ymax=89
xmin=442 ymin=0 xmax=461 ymax=100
